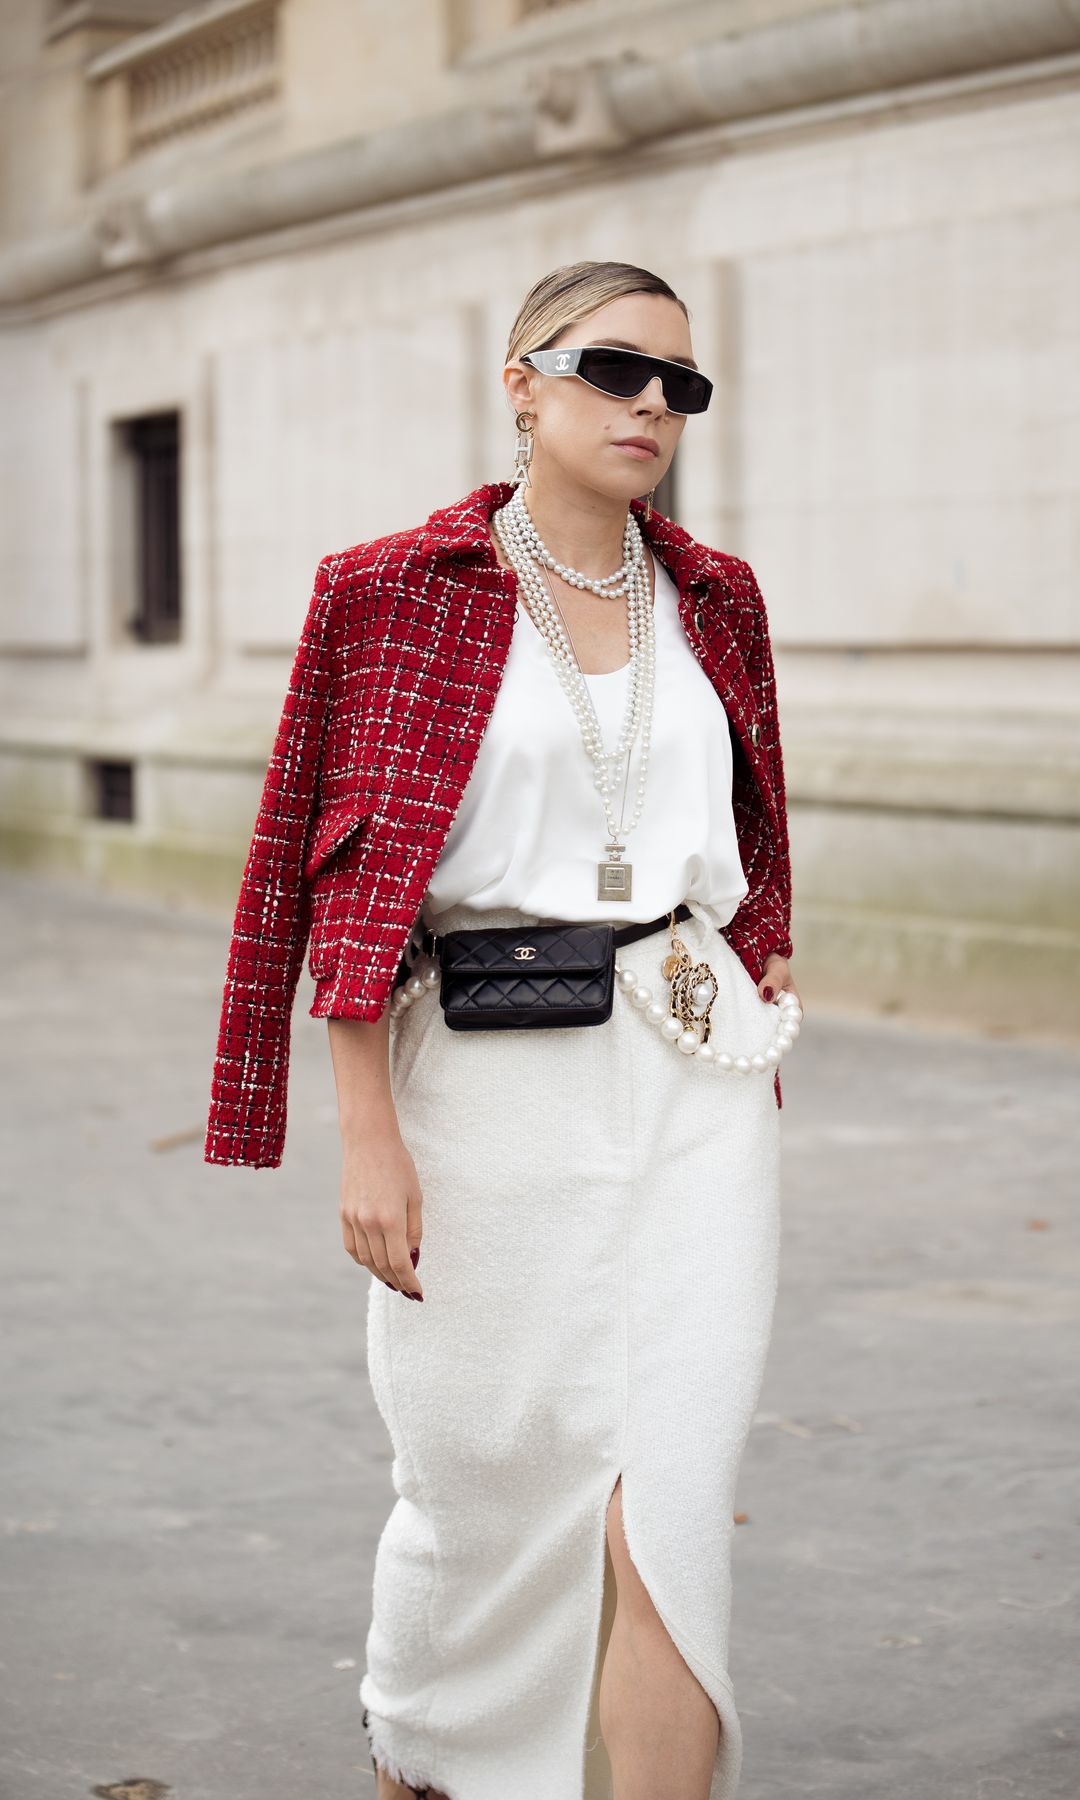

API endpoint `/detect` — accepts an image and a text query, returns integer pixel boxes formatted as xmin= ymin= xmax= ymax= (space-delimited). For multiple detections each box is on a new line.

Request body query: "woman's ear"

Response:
xmin=503 ymin=360 xmax=535 ymax=417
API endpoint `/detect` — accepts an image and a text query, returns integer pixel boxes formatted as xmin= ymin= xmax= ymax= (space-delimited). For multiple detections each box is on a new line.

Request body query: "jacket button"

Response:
xmin=693 ymin=607 xmax=704 ymax=633
xmin=750 ymin=721 xmax=761 ymax=746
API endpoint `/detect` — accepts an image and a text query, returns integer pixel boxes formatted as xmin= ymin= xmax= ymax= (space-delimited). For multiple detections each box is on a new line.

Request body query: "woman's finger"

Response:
xmin=340 ymin=1210 xmax=362 ymax=1264
xmin=406 ymin=1189 xmax=424 ymax=1285
xmin=365 ymin=1224 xmax=399 ymax=1289
xmin=758 ymin=958 xmax=788 ymax=1003
xmin=388 ymin=1225 xmax=424 ymax=1301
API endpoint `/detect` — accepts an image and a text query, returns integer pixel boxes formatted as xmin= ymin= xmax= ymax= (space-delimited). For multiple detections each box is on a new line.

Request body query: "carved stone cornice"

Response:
xmin=44 ymin=1 xmax=185 ymax=43
xmin=84 ymin=0 xmax=280 ymax=154
xmin=4 ymin=0 xmax=1079 ymax=310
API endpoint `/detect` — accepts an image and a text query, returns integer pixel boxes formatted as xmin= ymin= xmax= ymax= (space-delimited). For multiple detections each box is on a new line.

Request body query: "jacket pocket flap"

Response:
xmin=440 ymin=923 xmax=614 ymax=978
xmin=304 ymin=798 xmax=371 ymax=880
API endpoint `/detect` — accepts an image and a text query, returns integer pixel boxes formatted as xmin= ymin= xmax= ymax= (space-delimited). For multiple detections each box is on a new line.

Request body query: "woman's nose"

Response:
xmin=636 ymin=375 xmax=667 ymax=409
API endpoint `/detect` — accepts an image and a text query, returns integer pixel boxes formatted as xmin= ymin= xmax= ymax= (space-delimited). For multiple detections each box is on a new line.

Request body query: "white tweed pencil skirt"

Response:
xmin=358 ymin=897 xmax=784 ymax=1800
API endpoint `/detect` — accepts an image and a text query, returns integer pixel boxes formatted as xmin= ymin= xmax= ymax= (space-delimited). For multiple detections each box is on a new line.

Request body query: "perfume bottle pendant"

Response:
xmin=597 ymin=842 xmax=632 ymax=901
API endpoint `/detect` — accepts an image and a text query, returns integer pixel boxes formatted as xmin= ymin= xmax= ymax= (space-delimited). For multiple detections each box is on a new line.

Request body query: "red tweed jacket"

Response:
xmin=205 ymin=478 xmax=794 ymax=1168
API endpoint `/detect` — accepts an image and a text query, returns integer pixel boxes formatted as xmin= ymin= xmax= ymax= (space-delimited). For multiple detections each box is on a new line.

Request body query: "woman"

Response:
xmin=205 ymin=260 xmax=802 ymax=1800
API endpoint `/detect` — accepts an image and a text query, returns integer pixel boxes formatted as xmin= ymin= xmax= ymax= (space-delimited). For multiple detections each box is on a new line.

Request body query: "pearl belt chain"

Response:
xmin=612 ymin=954 xmax=801 ymax=1071
xmin=390 ymin=951 xmax=802 ymax=1073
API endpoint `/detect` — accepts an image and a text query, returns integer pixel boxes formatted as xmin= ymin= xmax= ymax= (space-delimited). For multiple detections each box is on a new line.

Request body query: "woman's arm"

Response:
xmin=729 ymin=557 xmax=803 ymax=1014
xmin=205 ymin=552 xmax=339 ymax=1169
xmin=327 ymin=1011 xmax=425 ymax=1299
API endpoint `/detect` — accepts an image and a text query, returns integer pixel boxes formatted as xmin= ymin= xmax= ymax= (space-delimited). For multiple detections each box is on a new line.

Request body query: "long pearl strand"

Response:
xmin=492 ymin=489 xmax=655 ymax=847
xmin=388 ymin=948 xmax=802 ymax=1072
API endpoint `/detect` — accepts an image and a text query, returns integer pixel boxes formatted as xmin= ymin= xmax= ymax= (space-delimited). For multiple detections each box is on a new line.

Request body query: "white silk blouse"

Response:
xmin=421 ymin=549 xmax=750 ymax=931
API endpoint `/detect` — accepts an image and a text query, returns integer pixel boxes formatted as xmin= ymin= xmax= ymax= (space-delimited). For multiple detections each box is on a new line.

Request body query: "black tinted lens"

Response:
xmin=580 ymin=348 xmax=643 ymax=397
xmin=674 ymin=368 xmax=710 ymax=412
xmin=579 ymin=348 xmax=709 ymax=413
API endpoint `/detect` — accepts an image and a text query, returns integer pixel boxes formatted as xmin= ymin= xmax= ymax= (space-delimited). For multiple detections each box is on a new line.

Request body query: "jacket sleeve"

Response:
xmin=721 ymin=560 xmax=794 ymax=980
xmin=204 ymin=553 xmax=338 ymax=1169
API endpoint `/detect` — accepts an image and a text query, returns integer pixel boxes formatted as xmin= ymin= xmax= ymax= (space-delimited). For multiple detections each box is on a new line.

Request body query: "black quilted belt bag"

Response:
xmin=420 ymin=902 xmax=694 ymax=1032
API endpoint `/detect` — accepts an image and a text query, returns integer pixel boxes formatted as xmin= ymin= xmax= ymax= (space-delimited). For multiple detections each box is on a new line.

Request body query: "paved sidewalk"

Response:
xmin=2 ymin=869 xmax=1077 ymax=1800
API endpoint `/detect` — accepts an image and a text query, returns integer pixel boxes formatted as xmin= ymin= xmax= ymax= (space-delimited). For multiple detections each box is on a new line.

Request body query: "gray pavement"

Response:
xmin=2 ymin=869 xmax=1077 ymax=1800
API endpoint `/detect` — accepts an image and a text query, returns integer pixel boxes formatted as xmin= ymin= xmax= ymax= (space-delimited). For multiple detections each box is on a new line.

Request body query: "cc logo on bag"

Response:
xmin=514 ymin=945 xmax=537 ymax=960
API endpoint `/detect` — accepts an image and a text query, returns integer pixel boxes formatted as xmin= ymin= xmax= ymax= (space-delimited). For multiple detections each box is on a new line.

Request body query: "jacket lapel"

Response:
xmin=638 ymin=511 xmax=778 ymax=832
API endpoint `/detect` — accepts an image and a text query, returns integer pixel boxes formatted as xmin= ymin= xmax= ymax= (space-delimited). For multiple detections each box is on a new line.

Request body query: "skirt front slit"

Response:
xmin=359 ymin=900 xmax=783 ymax=1800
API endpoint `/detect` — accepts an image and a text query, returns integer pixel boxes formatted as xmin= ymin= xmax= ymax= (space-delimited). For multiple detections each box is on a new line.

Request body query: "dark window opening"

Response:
xmin=89 ymin=758 xmax=136 ymax=823
xmin=122 ymin=410 xmax=181 ymax=644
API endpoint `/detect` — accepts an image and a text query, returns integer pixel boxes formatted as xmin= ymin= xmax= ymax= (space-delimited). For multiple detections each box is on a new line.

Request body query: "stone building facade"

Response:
xmin=1 ymin=0 xmax=1078 ymax=1032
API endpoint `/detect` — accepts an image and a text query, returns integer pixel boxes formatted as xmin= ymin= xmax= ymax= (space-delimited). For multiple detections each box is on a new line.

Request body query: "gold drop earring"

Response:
xmin=643 ymin=486 xmax=656 ymax=522
xmin=512 ymin=411 xmax=535 ymax=488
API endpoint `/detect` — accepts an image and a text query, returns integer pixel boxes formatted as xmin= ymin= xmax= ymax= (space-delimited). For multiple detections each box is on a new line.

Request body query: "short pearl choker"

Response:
xmin=501 ymin=488 xmax=643 ymax=595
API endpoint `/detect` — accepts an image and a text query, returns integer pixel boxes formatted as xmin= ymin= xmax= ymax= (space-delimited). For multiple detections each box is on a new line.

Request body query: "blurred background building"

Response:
xmin=0 ymin=0 xmax=1077 ymax=1031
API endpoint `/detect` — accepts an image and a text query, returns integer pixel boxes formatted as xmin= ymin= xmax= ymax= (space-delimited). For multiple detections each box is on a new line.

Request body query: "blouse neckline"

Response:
xmin=513 ymin=547 xmax=662 ymax=681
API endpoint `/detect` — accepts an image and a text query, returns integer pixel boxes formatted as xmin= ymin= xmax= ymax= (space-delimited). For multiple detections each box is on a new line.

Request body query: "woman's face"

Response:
xmin=505 ymin=292 xmax=696 ymax=502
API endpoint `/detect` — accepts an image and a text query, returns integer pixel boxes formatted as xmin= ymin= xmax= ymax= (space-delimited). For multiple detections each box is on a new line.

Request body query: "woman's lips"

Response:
xmin=611 ymin=442 xmax=658 ymax=461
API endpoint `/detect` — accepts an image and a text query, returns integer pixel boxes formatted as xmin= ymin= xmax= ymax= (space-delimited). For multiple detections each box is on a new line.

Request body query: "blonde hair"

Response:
xmin=505 ymin=259 xmax=689 ymax=365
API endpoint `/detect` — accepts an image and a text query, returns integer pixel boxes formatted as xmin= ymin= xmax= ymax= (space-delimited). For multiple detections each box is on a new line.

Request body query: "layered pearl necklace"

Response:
xmin=492 ymin=486 xmax=653 ymax=904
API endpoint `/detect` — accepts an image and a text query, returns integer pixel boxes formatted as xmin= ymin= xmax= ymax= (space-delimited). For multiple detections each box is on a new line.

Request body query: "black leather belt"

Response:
xmin=397 ymin=902 xmax=694 ymax=988
xmin=610 ymin=900 xmax=694 ymax=948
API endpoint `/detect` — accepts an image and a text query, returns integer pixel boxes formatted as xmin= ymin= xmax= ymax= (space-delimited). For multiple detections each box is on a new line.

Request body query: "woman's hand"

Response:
xmin=340 ymin=1125 xmax=425 ymax=1300
xmin=327 ymin=1010 xmax=424 ymax=1300
xmin=757 ymin=952 xmax=802 ymax=1014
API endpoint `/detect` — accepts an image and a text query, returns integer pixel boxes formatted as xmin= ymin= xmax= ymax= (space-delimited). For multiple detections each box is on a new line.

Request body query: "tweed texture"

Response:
xmin=204 ymin=479 xmax=793 ymax=1169
xmin=359 ymin=898 xmax=783 ymax=1800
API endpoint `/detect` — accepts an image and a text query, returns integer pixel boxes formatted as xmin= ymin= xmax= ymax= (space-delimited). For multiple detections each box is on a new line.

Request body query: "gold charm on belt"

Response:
xmin=662 ymin=913 xmax=720 ymax=1045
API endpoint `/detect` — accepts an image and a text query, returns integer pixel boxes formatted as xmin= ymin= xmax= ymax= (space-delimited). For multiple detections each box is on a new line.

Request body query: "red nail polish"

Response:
xmin=410 ymin=1248 xmax=420 ymax=1268
xmin=763 ymin=986 xmax=774 ymax=1001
